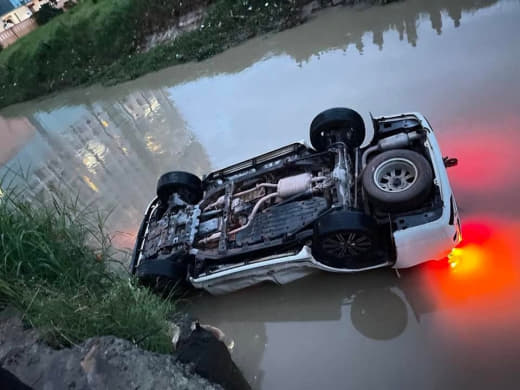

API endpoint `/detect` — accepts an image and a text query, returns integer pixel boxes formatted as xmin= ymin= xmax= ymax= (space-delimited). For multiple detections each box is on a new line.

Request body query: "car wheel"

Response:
xmin=362 ymin=149 xmax=433 ymax=212
xmin=136 ymin=258 xmax=189 ymax=294
xmin=157 ymin=171 xmax=203 ymax=204
xmin=313 ymin=211 xmax=378 ymax=268
xmin=310 ymin=107 xmax=365 ymax=151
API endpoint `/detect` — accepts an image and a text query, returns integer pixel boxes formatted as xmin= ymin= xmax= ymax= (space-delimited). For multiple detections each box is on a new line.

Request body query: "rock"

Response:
xmin=198 ymin=323 xmax=226 ymax=342
xmin=170 ymin=322 xmax=181 ymax=350
xmin=0 ymin=311 xmax=222 ymax=390
xmin=171 ymin=311 xmax=196 ymax=345
xmin=79 ymin=337 xmax=219 ymax=390
xmin=176 ymin=324 xmax=251 ymax=390
xmin=0 ymin=366 xmax=32 ymax=389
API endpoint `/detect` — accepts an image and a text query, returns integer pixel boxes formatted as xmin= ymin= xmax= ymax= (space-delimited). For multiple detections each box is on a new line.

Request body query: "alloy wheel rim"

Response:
xmin=321 ymin=232 xmax=372 ymax=258
xmin=373 ymin=157 xmax=418 ymax=193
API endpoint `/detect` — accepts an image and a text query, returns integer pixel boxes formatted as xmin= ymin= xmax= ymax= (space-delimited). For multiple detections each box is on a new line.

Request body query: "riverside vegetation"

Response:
xmin=0 ymin=0 xmax=398 ymax=108
xmin=0 ymin=181 xmax=176 ymax=353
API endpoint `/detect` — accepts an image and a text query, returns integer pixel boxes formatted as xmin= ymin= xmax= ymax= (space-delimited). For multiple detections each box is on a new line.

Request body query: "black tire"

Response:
xmin=136 ymin=258 xmax=189 ymax=293
xmin=313 ymin=211 xmax=379 ymax=268
xmin=157 ymin=171 xmax=203 ymax=204
xmin=310 ymin=107 xmax=365 ymax=151
xmin=350 ymin=289 xmax=408 ymax=340
xmin=362 ymin=149 xmax=433 ymax=212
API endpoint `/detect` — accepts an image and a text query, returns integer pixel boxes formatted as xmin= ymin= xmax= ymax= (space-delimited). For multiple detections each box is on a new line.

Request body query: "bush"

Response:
xmin=34 ymin=3 xmax=64 ymax=26
xmin=0 ymin=183 xmax=175 ymax=353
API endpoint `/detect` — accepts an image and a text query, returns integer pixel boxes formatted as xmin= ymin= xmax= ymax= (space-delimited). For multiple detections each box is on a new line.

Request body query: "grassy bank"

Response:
xmin=0 ymin=185 xmax=175 ymax=353
xmin=0 ymin=0 xmax=397 ymax=109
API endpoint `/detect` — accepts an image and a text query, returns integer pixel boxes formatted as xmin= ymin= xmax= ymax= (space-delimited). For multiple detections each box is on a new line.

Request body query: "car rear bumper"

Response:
xmin=391 ymin=113 xmax=461 ymax=268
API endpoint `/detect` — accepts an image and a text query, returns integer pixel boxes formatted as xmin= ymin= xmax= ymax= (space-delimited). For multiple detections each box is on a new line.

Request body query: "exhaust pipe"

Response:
xmin=362 ymin=131 xmax=423 ymax=167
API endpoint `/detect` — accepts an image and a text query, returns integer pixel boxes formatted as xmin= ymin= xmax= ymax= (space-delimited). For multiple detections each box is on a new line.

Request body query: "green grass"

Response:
xmin=0 ymin=181 xmax=175 ymax=353
xmin=0 ymin=0 xmax=143 ymax=105
xmin=0 ymin=0 xmax=218 ymax=107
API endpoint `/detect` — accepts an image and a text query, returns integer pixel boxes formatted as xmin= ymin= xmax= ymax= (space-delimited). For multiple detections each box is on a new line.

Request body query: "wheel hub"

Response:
xmin=373 ymin=157 xmax=418 ymax=193
xmin=321 ymin=232 xmax=372 ymax=258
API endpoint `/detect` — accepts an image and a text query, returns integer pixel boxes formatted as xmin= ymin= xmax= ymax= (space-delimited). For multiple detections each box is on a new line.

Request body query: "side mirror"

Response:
xmin=443 ymin=157 xmax=458 ymax=168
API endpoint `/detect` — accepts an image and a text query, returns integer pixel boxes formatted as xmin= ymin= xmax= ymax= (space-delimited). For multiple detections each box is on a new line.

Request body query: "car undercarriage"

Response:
xmin=130 ymin=108 xmax=460 ymax=293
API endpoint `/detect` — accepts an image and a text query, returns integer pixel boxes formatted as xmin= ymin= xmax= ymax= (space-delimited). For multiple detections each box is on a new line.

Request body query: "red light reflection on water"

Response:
xmin=445 ymin=220 xmax=516 ymax=293
xmin=437 ymin=119 xmax=520 ymax=193
xmin=420 ymin=217 xmax=520 ymax=332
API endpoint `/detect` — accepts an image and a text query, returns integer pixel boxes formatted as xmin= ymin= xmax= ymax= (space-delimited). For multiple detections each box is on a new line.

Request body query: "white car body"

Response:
xmin=189 ymin=113 xmax=461 ymax=294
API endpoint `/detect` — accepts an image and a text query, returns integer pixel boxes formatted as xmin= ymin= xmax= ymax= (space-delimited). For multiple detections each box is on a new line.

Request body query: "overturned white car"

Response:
xmin=130 ymin=108 xmax=461 ymax=294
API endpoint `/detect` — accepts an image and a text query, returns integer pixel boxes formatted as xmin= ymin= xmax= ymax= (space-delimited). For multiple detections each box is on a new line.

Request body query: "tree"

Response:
xmin=34 ymin=3 xmax=64 ymax=26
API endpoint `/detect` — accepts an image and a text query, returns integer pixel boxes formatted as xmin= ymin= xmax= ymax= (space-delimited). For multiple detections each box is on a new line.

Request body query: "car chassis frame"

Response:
xmin=130 ymin=111 xmax=461 ymax=295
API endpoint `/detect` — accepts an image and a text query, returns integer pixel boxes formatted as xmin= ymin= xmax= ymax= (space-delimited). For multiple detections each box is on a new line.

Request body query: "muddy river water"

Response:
xmin=1 ymin=0 xmax=520 ymax=388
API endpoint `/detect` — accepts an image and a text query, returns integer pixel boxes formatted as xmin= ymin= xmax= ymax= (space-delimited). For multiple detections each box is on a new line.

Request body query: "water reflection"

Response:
xmin=0 ymin=90 xmax=211 ymax=244
xmin=190 ymin=269 xmax=418 ymax=388
xmin=0 ymin=0 xmax=508 ymax=228
xmin=191 ymin=213 xmax=520 ymax=389
xmin=438 ymin=116 xmax=520 ymax=217
xmin=276 ymin=0 xmax=498 ymax=59
xmin=0 ymin=116 xmax=35 ymax=166
xmin=349 ymin=288 xmax=408 ymax=340
xmin=0 ymin=0 xmax=501 ymax=117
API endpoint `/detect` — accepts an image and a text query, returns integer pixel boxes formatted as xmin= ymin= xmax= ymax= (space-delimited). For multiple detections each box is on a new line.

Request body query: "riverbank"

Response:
xmin=0 ymin=311 xmax=222 ymax=389
xmin=0 ymin=186 xmax=176 ymax=353
xmin=0 ymin=0 xmax=398 ymax=109
xmin=0 ymin=184 xmax=250 ymax=389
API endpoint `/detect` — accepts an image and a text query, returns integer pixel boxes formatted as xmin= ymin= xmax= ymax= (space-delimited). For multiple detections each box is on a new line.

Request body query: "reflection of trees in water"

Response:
xmin=0 ymin=89 xmax=211 ymax=244
xmin=278 ymin=0 xmax=498 ymax=60
xmin=127 ymin=0 xmax=495 ymax=79
xmin=0 ymin=0 xmax=500 ymax=117
xmin=138 ymin=0 xmax=499 ymax=85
